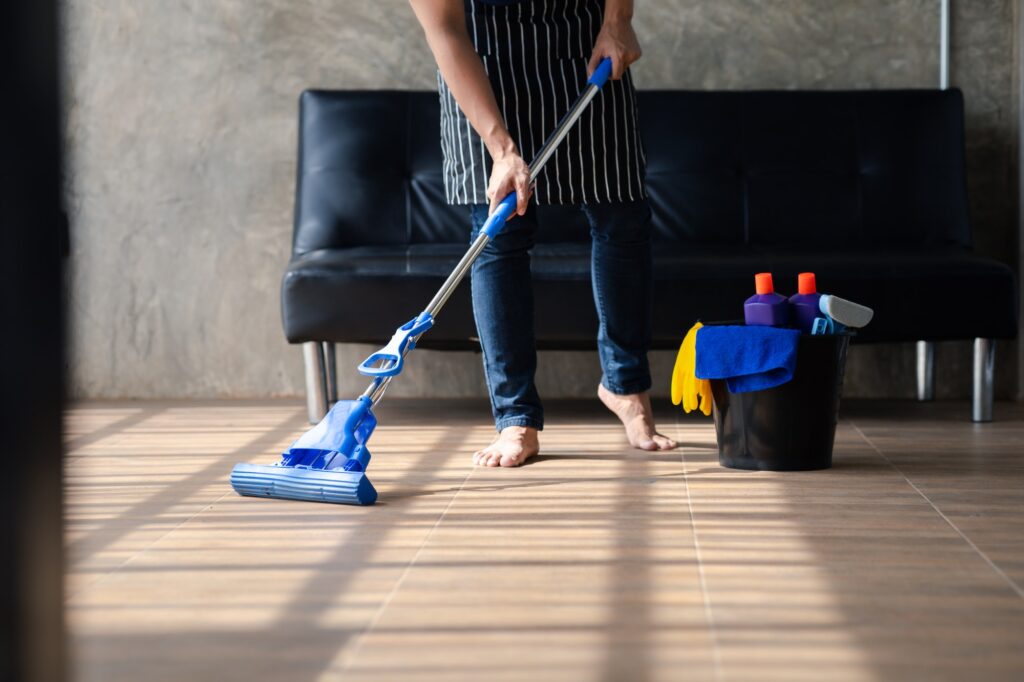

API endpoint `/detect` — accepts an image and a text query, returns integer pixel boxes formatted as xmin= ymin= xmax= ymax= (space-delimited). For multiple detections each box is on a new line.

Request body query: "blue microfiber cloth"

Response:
xmin=695 ymin=325 xmax=801 ymax=393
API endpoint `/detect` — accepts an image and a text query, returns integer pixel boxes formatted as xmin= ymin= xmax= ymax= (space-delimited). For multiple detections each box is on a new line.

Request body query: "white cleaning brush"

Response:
xmin=819 ymin=294 xmax=874 ymax=329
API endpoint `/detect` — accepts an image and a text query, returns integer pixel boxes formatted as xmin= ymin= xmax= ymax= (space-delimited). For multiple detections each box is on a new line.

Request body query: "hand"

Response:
xmin=486 ymin=149 xmax=532 ymax=218
xmin=587 ymin=17 xmax=642 ymax=81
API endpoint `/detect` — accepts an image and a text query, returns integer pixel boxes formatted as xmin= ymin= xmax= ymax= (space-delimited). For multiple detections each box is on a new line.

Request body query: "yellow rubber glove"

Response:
xmin=671 ymin=322 xmax=713 ymax=416
xmin=695 ymin=367 xmax=712 ymax=416
xmin=671 ymin=322 xmax=699 ymax=407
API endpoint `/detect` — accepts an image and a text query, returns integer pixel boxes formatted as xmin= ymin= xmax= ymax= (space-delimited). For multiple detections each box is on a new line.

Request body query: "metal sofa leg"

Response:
xmin=323 ymin=342 xmax=338 ymax=404
xmin=916 ymin=340 xmax=935 ymax=401
xmin=302 ymin=342 xmax=328 ymax=424
xmin=972 ymin=338 xmax=995 ymax=423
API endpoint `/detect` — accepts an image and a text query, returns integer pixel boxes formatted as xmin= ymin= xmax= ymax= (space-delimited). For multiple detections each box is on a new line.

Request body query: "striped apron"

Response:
xmin=437 ymin=0 xmax=647 ymax=206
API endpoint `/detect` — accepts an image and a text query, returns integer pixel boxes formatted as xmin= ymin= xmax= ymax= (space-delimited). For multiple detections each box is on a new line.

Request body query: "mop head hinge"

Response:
xmin=357 ymin=311 xmax=434 ymax=377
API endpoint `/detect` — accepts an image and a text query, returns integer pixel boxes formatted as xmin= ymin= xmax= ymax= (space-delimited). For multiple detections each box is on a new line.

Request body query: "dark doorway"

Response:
xmin=0 ymin=2 xmax=67 ymax=681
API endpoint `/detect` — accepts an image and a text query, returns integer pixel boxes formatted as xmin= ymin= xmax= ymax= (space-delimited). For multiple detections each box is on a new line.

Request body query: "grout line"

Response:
xmin=848 ymin=420 xmax=1024 ymax=601
xmin=336 ymin=466 xmax=476 ymax=673
xmin=66 ymin=487 xmax=237 ymax=602
xmin=65 ymin=408 xmax=306 ymax=601
xmin=679 ymin=438 xmax=723 ymax=681
xmin=63 ymin=407 xmax=160 ymax=455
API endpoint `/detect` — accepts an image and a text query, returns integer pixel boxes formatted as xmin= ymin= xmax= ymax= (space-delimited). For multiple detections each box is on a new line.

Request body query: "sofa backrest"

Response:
xmin=293 ymin=89 xmax=970 ymax=255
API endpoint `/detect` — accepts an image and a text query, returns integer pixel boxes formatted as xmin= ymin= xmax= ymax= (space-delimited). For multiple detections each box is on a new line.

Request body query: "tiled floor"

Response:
xmin=66 ymin=399 xmax=1024 ymax=681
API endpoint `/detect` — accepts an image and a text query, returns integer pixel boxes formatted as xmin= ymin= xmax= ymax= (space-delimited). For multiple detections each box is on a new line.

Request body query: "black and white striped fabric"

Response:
xmin=438 ymin=0 xmax=647 ymax=206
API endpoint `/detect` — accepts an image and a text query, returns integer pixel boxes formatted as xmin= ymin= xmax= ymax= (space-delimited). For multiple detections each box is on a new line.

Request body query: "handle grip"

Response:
xmin=357 ymin=312 xmax=434 ymax=378
xmin=480 ymin=58 xmax=612 ymax=242
xmin=480 ymin=192 xmax=519 ymax=239
xmin=587 ymin=57 xmax=613 ymax=88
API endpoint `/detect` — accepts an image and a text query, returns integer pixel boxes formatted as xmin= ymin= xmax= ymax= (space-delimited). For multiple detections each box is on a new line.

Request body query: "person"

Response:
xmin=410 ymin=0 xmax=677 ymax=466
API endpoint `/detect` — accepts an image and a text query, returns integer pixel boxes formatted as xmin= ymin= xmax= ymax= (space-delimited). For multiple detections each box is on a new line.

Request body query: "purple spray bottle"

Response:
xmin=788 ymin=272 xmax=823 ymax=334
xmin=744 ymin=272 xmax=790 ymax=327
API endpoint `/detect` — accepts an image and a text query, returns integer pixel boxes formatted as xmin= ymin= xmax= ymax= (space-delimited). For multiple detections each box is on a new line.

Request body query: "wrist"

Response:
xmin=485 ymin=133 xmax=517 ymax=161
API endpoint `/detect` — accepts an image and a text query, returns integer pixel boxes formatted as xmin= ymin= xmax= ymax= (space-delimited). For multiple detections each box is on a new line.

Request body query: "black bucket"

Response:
xmin=710 ymin=334 xmax=850 ymax=471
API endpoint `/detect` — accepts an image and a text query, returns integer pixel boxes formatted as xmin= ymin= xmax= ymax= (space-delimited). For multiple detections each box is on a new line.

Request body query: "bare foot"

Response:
xmin=472 ymin=425 xmax=540 ymax=467
xmin=597 ymin=384 xmax=677 ymax=451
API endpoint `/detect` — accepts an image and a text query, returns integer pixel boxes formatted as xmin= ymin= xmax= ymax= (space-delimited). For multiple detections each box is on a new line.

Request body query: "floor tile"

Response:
xmin=67 ymin=399 xmax=1024 ymax=682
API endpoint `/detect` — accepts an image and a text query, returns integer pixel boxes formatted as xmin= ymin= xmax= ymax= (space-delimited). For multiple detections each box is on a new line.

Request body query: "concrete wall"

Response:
xmin=63 ymin=0 xmax=1019 ymax=400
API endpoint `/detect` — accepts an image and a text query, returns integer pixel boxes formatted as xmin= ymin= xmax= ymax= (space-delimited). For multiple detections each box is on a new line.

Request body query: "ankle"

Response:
xmin=499 ymin=425 xmax=537 ymax=439
xmin=599 ymin=384 xmax=646 ymax=403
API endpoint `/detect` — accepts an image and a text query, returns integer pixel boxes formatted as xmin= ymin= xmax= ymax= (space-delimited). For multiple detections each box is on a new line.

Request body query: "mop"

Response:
xmin=230 ymin=58 xmax=616 ymax=505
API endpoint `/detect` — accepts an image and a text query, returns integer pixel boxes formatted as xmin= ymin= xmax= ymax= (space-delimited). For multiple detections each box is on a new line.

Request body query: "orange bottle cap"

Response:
xmin=798 ymin=272 xmax=817 ymax=295
xmin=754 ymin=272 xmax=774 ymax=295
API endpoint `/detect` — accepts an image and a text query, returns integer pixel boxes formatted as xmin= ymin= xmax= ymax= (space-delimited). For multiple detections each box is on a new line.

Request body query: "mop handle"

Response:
xmin=362 ymin=57 xmax=614 ymax=404
xmin=480 ymin=58 xmax=613 ymax=238
xmin=426 ymin=56 xmax=613 ymax=315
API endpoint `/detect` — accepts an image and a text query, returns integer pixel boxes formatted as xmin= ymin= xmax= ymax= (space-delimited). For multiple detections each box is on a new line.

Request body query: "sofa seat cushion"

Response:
xmin=282 ymin=244 xmax=1017 ymax=348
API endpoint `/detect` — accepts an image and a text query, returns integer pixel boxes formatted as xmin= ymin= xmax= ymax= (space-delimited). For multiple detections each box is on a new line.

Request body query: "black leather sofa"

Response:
xmin=283 ymin=89 xmax=1018 ymax=422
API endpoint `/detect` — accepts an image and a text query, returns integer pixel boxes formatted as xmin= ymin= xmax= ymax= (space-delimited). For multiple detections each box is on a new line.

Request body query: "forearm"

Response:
xmin=410 ymin=0 xmax=516 ymax=159
xmin=433 ymin=38 xmax=516 ymax=159
xmin=603 ymin=0 xmax=634 ymax=25
xmin=590 ymin=0 xmax=640 ymax=79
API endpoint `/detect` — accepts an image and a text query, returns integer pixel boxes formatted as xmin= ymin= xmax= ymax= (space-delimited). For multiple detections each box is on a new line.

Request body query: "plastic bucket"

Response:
xmin=710 ymin=334 xmax=850 ymax=471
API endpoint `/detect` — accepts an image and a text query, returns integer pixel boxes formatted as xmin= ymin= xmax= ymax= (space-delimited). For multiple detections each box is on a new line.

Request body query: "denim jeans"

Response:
xmin=468 ymin=200 xmax=654 ymax=432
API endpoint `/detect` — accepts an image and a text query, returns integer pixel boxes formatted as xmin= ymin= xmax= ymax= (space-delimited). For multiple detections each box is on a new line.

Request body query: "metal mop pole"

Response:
xmin=361 ymin=59 xmax=615 ymax=406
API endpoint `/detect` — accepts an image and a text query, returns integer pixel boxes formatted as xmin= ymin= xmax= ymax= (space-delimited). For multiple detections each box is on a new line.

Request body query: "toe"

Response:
xmin=475 ymin=449 xmax=497 ymax=467
xmin=486 ymin=452 xmax=502 ymax=467
xmin=635 ymin=439 xmax=657 ymax=451
xmin=654 ymin=434 xmax=677 ymax=450
xmin=499 ymin=452 xmax=521 ymax=467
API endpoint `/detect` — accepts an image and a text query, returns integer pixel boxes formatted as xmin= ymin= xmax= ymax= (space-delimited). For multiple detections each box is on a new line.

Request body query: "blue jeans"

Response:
xmin=469 ymin=200 xmax=654 ymax=432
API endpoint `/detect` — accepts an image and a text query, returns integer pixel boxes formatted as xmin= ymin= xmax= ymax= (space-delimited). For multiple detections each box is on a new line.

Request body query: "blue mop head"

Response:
xmin=230 ymin=397 xmax=378 ymax=505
